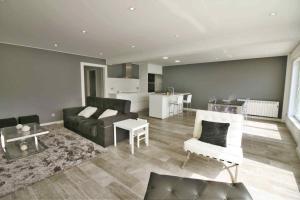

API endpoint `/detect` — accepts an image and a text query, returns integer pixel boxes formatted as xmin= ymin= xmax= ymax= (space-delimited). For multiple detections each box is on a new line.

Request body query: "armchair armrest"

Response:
xmin=97 ymin=114 xmax=132 ymax=127
xmin=63 ymin=106 xmax=84 ymax=118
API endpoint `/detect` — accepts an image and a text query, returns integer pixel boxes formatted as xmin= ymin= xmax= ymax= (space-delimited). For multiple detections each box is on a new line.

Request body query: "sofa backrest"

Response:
xmin=193 ymin=110 xmax=244 ymax=147
xmin=86 ymin=97 xmax=131 ymax=116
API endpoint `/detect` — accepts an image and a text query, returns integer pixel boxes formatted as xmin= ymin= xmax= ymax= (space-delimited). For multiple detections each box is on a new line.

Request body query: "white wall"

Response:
xmin=282 ymin=42 xmax=300 ymax=158
xmin=107 ymin=78 xmax=140 ymax=94
xmin=148 ymin=63 xmax=162 ymax=74
xmin=139 ymin=63 xmax=148 ymax=93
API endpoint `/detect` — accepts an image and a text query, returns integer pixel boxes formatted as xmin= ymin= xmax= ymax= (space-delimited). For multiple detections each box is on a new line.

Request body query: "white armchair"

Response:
xmin=182 ymin=110 xmax=244 ymax=182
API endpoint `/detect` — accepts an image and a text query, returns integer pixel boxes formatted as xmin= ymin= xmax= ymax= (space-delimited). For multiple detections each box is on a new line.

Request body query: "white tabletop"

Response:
xmin=114 ymin=119 xmax=148 ymax=130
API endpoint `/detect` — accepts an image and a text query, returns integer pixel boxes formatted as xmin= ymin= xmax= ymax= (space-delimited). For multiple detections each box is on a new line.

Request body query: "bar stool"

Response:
xmin=183 ymin=94 xmax=192 ymax=111
xmin=169 ymin=95 xmax=184 ymax=117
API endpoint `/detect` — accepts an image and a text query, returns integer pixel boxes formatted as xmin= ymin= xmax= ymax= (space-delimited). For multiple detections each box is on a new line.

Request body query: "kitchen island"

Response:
xmin=149 ymin=93 xmax=190 ymax=119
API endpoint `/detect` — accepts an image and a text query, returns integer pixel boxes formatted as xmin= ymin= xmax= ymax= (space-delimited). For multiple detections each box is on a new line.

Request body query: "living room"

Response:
xmin=0 ymin=1 xmax=300 ymax=199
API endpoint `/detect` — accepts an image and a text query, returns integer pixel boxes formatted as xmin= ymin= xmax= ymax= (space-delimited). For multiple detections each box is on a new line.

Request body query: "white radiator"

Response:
xmin=238 ymin=99 xmax=279 ymax=118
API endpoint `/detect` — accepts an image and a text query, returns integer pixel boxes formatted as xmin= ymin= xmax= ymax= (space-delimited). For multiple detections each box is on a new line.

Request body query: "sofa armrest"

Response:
xmin=128 ymin=112 xmax=138 ymax=119
xmin=97 ymin=114 xmax=133 ymax=127
xmin=63 ymin=106 xmax=84 ymax=118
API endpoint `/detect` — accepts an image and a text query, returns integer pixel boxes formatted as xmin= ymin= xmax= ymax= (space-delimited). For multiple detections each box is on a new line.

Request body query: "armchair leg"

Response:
xmin=223 ymin=163 xmax=239 ymax=183
xmin=181 ymin=151 xmax=191 ymax=169
xmin=235 ymin=165 xmax=239 ymax=182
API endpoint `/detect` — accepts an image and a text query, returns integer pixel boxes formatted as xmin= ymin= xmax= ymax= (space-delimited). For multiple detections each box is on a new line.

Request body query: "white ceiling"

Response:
xmin=0 ymin=0 xmax=299 ymax=66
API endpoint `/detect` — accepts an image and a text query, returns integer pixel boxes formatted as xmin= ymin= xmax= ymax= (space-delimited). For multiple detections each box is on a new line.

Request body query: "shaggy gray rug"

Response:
xmin=0 ymin=124 xmax=106 ymax=197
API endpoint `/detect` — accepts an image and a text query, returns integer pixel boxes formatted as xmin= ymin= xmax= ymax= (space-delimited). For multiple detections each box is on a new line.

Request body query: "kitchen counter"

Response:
xmin=149 ymin=93 xmax=190 ymax=119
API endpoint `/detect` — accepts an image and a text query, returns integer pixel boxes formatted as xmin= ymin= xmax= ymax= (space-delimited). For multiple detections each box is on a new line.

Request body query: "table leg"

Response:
xmin=1 ymin=133 xmax=6 ymax=152
xmin=146 ymin=125 xmax=149 ymax=146
xmin=130 ymin=130 xmax=134 ymax=154
xmin=34 ymin=136 xmax=39 ymax=150
xmin=114 ymin=125 xmax=117 ymax=147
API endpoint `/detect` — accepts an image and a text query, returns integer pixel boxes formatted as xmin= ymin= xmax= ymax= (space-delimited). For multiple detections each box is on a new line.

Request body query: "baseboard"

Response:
xmin=40 ymin=120 xmax=63 ymax=126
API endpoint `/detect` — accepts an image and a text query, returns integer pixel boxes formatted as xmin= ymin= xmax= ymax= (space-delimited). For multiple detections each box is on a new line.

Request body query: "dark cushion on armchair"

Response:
xmin=144 ymin=172 xmax=253 ymax=200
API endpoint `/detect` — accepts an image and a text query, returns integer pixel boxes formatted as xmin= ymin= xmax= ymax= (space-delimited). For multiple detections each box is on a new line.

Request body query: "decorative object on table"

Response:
xmin=0 ymin=117 xmax=17 ymax=129
xmin=16 ymin=124 xmax=23 ymax=130
xmin=19 ymin=141 xmax=28 ymax=151
xmin=18 ymin=114 xmax=40 ymax=124
xmin=182 ymin=110 xmax=244 ymax=183
xmin=113 ymin=118 xmax=149 ymax=154
xmin=208 ymin=96 xmax=217 ymax=103
xmin=144 ymin=172 xmax=253 ymax=200
xmin=21 ymin=125 xmax=31 ymax=132
xmin=0 ymin=124 xmax=106 ymax=198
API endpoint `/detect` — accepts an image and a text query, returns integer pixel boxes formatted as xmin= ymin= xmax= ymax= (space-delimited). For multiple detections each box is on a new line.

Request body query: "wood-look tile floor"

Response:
xmin=1 ymin=112 xmax=300 ymax=200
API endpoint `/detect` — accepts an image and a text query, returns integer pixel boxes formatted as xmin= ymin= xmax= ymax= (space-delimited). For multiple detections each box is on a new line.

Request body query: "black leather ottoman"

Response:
xmin=144 ymin=172 xmax=253 ymax=200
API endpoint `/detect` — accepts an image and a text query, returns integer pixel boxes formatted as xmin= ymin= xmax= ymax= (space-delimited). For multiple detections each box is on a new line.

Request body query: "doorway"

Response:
xmin=80 ymin=62 xmax=107 ymax=106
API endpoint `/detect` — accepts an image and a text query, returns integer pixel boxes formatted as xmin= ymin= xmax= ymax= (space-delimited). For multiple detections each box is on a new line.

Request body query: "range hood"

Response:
xmin=123 ymin=63 xmax=133 ymax=79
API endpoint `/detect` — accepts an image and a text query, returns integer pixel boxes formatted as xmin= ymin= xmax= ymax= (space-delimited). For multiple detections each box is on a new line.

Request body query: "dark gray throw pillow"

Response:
xmin=199 ymin=120 xmax=230 ymax=147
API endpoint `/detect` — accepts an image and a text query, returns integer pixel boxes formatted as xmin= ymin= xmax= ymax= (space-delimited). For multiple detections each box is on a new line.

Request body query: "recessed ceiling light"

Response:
xmin=162 ymin=56 xmax=169 ymax=60
xmin=269 ymin=12 xmax=277 ymax=16
xmin=131 ymin=45 xmax=136 ymax=48
xmin=129 ymin=7 xmax=136 ymax=11
xmin=82 ymin=30 xmax=87 ymax=34
xmin=175 ymin=60 xmax=181 ymax=63
xmin=215 ymin=57 xmax=219 ymax=60
xmin=99 ymin=52 xmax=103 ymax=56
xmin=54 ymin=43 xmax=58 ymax=47
xmin=174 ymin=34 xmax=180 ymax=38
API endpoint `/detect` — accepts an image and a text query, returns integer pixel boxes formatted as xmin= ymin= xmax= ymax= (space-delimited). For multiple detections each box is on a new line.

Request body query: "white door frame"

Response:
xmin=80 ymin=62 xmax=107 ymax=106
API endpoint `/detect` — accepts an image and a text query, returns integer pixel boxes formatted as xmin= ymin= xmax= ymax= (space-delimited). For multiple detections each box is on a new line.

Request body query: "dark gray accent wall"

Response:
xmin=163 ymin=57 xmax=287 ymax=117
xmin=108 ymin=64 xmax=139 ymax=79
xmin=0 ymin=43 xmax=106 ymax=123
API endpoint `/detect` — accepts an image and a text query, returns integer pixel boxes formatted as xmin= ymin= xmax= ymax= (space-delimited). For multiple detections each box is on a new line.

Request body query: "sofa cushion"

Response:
xmin=86 ymin=97 xmax=131 ymax=115
xmin=78 ymin=106 xmax=98 ymax=118
xmin=98 ymin=109 xmax=118 ymax=119
xmin=78 ymin=119 xmax=98 ymax=137
xmin=144 ymin=172 xmax=253 ymax=200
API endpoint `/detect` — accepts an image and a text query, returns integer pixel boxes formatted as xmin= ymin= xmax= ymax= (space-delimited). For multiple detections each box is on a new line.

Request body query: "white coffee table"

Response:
xmin=113 ymin=119 xmax=149 ymax=154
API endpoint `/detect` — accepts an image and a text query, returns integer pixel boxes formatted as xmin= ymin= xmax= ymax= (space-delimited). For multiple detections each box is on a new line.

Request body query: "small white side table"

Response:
xmin=113 ymin=119 xmax=149 ymax=154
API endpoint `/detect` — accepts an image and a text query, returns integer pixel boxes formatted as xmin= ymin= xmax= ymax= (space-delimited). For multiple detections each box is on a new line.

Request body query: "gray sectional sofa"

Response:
xmin=63 ymin=97 xmax=138 ymax=147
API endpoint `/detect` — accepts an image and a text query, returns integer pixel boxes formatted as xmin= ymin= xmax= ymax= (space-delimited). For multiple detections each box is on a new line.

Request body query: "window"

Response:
xmin=291 ymin=59 xmax=300 ymax=121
